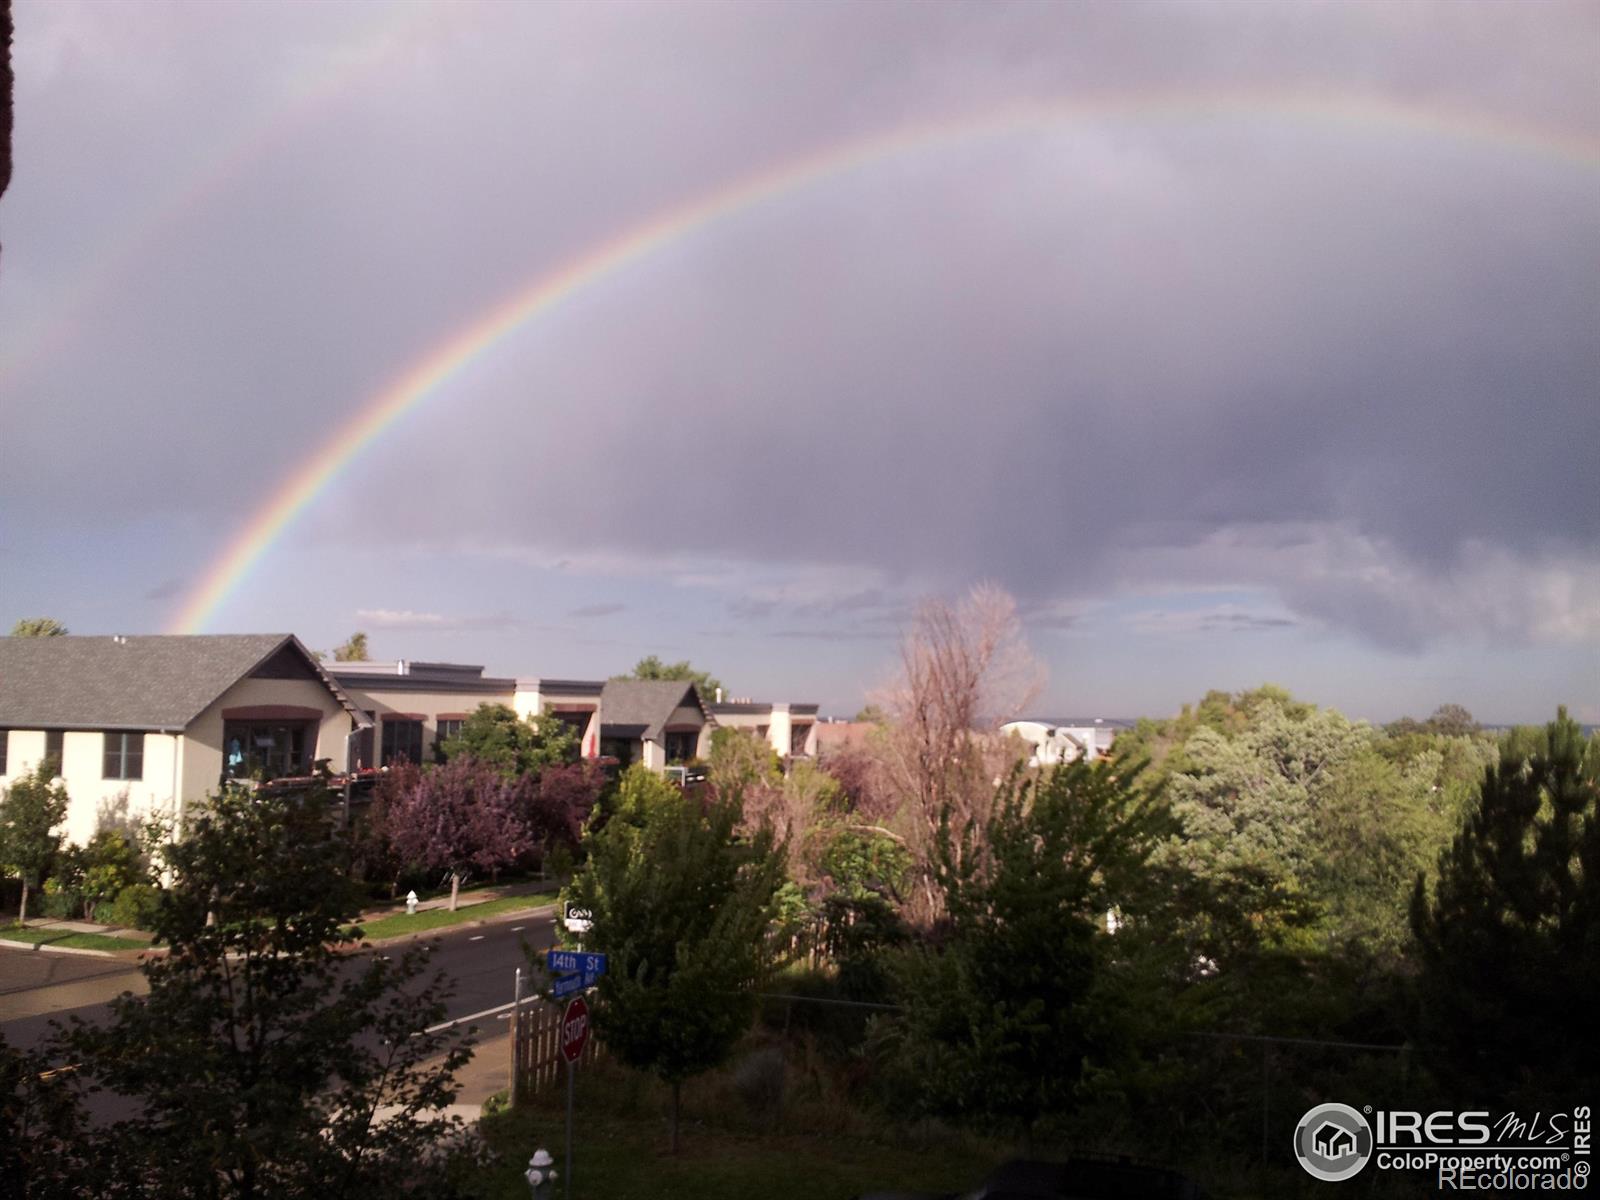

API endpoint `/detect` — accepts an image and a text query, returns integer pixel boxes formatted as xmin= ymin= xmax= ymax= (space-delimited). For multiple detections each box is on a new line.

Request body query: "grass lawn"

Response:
xmin=355 ymin=891 xmax=558 ymax=941
xmin=473 ymin=1105 xmax=995 ymax=1200
xmin=0 ymin=924 xmax=148 ymax=952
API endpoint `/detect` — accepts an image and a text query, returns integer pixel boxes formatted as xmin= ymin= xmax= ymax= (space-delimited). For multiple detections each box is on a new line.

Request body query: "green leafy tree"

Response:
xmin=1410 ymin=708 xmax=1599 ymax=1107
xmin=437 ymin=702 xmax=576 ymax=779
xmin=614 ymin=655 xmax=724 ymax=702
xmin=56 ymin=785 xmax=472 ymax=1198
xmin=883 ymin=760 xmax=1171 ymax=1144
xmin=8 ymin=618 xmax=66 ymax=637
xmin=560 ymin=768 xmax=785 ymax=1151
xmin=332 ymin=631 xmax=369 ymax=662
xmin=0 ymin=766 xmax=68 ymax=923
xmin=1 ymin=1027 xmax=94 ymax=1200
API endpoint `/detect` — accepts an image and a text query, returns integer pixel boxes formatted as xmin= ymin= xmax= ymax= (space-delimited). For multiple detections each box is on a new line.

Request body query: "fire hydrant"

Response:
xmin=405 ymin=889 xmax=419 ymax=915
xmin=525 ymin=1148 xmax=558 ymax=1199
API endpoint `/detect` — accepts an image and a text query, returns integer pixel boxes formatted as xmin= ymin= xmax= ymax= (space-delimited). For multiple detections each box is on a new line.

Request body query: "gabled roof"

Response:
xmin=0 ymin=634 xmax=363 ymax=732
xmin=599 ymin=679 xmax=714 ymax=743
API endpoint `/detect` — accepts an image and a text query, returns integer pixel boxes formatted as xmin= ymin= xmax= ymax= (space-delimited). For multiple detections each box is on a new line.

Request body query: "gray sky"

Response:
xmin=2 ymin=0 xmax=1596 ymax=723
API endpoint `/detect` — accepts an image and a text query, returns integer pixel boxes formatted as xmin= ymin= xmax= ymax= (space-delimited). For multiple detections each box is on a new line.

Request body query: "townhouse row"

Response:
xmin=0 ymin=634 xmax=818 ymax=846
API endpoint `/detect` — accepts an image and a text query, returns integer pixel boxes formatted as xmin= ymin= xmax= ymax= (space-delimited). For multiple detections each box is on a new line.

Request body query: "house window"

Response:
xmin=436 ymin=718 xmax=465 ymax=743
xmin=790 ymin=723 xmax=812 ymax=757
xmin=223 ymin=721 xmax=313 ymax=781
xmin=0 ymin=730 xmax=8 ymax=775
xmin=381 ymin=718 xmax=423 ymax=766
xmin=599 ymin=737 xmax=635 ymax=768
xmin=45 ymin=730 xmax=65 ymax=774
xmin=103 ymin=732 xmax=144 ymax=781
xmin=664 ymin=730 xmax=698 ymax=764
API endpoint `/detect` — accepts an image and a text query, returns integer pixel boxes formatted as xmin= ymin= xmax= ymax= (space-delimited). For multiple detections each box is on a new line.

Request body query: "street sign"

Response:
xmin=561 ymin=997 xmax=590 ymax=1064
xmin=564 ymin=902 xmax=593 ymax=934
xmin=547 ymin=950 xmax=607 ymax=976
xmin=550 ymin=973 xmax=587 ymax=999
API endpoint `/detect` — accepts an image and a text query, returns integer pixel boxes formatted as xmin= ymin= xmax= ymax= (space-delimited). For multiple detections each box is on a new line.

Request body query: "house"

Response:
xmin=706 ymin=700 xmax=819 ymax=759
xmin=1001 ymin=717 xmax=1126 ymax=767
xmin=596 ymin=679 xmax=717 ymax=770
xmin=329 ymin=659 xmax=520 ymax=768
xmin=514 ymin=678 xmax=604 ymax=759
xmin=0 ymin=635 xmax=365 ymax=845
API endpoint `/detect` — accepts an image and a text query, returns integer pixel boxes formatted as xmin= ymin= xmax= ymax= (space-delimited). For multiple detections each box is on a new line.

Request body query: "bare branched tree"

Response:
xmin=875 ymin=583 xmax=1044 ymax=923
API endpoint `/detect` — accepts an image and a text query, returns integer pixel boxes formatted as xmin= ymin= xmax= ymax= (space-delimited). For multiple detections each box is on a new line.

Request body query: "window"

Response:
xmin=0 ymin=730 xmax=8 ymax=776
xmin=103 ymin=732 xmax=144 ymax=781
xmin=45 ymin=730 xmax=64 ymax=774
xmin=223 ymin=720 xmax=313 ymax=781
xmin=664 ymin=730 xmax=698 ymax=764
xmin=790 ymin=723 xmax=812 ymax=757
xmin=381 ymin=718 xmax=423 ymax=766
xmin=436 ymin=718 xmax=465 ymax=743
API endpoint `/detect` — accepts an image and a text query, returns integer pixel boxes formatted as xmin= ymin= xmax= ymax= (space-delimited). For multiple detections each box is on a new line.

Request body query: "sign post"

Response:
xmin=560 ymin=996 xmax=589 ymax=1200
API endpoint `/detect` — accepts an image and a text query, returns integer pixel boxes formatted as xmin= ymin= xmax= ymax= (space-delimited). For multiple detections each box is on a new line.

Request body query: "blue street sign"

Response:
xmin=547 ymin=950 xmax=608 ymax=977
xmin=550 ymin=973 xmax=587 ymax=999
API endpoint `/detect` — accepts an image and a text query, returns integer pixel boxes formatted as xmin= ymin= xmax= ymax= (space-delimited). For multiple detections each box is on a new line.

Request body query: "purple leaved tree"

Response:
xmin=376 ymin=758 xmax=533 ymax=910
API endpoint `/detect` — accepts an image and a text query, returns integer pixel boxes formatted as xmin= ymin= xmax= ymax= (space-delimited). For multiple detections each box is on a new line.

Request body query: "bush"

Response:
xmin=39 ymin=877 xmax=82 ymax=920
xmin=102 ymin=882 xmax=161 ymax=930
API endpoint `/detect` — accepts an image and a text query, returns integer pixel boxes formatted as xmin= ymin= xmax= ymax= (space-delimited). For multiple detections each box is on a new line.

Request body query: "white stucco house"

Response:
xmin=0 ymin=634 xmax=366 ymax=846
xmin=1001 ymin=717 xmax=1120 ymax=768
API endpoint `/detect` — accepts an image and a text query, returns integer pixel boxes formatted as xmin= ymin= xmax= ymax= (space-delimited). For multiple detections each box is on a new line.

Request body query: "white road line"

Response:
xmin=511 ymin=926 xmax=525 ymax=932
xmin=468 ymin=935 xmax=485 ymax=942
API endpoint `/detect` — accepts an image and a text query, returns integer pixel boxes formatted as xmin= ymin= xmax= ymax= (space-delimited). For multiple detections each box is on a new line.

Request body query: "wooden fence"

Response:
xmin=509 ymin=999 xmax=605 ymax=1101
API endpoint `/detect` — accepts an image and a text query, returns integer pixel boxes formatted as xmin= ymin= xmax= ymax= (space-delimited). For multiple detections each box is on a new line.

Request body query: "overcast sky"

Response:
xmin=2 ymin=0 xmax=1596 ymax=723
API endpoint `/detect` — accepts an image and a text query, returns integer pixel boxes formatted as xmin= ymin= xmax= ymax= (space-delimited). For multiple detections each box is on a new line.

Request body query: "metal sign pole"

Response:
xmin=510 ymin=967 xmax=524 ymax=1107
xmin=565 ymin=1057 xmax=575 ymax=1200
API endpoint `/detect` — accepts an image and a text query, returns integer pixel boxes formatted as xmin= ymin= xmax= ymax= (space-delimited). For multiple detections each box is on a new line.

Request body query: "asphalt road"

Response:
xmin=0 ymin=903 xmax=560 ymax=1055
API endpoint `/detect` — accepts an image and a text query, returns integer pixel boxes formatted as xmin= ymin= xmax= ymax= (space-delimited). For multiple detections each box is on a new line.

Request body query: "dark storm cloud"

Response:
xmin=3 ymin=0 xmax=1595 ymax=651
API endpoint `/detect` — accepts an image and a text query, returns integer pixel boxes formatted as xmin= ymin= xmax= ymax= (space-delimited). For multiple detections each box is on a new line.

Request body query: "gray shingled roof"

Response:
xmin=599 ymin=679 xmax=713 ymax=743
xmin=0 ymin=635 xmax=358 ymax=731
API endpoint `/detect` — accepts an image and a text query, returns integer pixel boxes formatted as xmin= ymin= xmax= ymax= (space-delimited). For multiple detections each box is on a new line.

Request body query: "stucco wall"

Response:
xmin=183 ymin=677 xmax=354 ymax=812
xmin=0 ymin=729 xmax=180 ymax=846
xmin=342 ymin=685 xmax=513 ymax=763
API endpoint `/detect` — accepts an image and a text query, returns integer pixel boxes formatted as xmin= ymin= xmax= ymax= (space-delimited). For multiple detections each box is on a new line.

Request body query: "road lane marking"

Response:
xmin=469 ymin=935 xmax=485 ymax=942
xmin=424 ymin=996 xmax=539 ymax=1034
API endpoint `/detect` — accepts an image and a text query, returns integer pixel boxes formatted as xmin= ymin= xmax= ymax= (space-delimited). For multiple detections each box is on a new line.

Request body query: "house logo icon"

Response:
xmin=1294 ymin=1103 xmax=1373 ymax=1182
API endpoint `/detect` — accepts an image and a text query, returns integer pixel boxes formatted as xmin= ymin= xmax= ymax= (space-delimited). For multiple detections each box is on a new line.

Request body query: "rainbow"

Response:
xmin=170 ymin=90 xmax=1600 ymax=634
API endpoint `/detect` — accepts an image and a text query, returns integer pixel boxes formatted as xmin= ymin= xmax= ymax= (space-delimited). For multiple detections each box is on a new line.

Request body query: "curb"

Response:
xmin=0 ymin=936 xmax=122 ymax=959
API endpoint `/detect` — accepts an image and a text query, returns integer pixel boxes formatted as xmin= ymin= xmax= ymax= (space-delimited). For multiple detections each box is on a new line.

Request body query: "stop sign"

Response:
xmin=561 ymin=996 xmax=590 ymax=1064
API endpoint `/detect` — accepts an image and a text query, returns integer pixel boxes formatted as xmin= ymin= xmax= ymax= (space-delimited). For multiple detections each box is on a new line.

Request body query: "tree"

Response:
xmin=883 ymin=760 xmax=1170 ymax=1143
xmin=332 ymin=631 xmax=369 ymax=662
xmin=2 ymin=1026 xmax=94 ymax=1200
xmin=374 ymin=758 xmax=532 ymax=910
xmin=0 ymin=766 xmax=68 ymax=923
xmin=560 ymin=768 xmax=785 ymax=1151
xmin=614 ymin=655 xmax=725 ymax=702
xmin=1410 ymin=708 xmax=1599 ymax=1107
xmin=436 ymin=702 xmax=576 ymax=779
xmin=55 ymin=785 xmax=472 ymax=1198
xmin=876 ymin=582 xmax=1043 ymax=922
xmin=9 ymin=618 xmax=66 ymax=637
xmin=706 ymin=726 xmax=780 ymax=799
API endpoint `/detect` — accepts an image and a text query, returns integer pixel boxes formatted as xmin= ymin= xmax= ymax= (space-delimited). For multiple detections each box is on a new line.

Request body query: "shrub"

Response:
xmin=103 ymin=882 xmax=161 ymax=930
